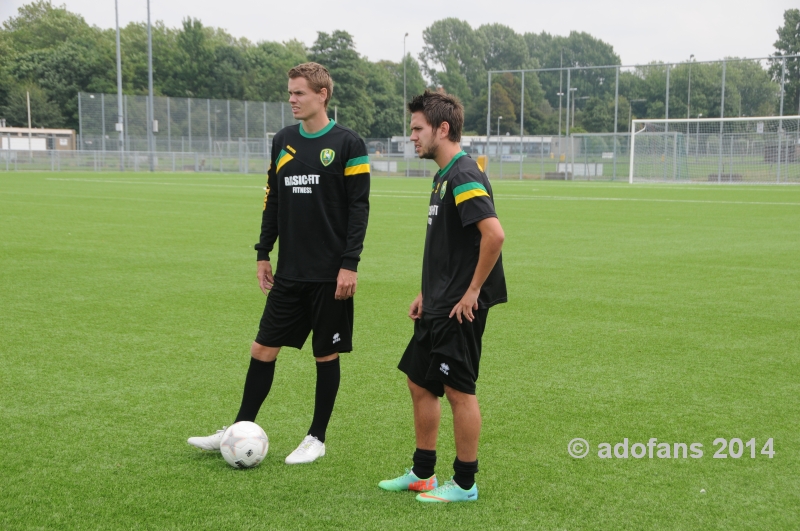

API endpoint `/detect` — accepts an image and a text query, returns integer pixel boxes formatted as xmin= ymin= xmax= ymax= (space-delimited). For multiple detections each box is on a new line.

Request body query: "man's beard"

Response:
xmin=417 ymin=139 xmax=438 ymax=160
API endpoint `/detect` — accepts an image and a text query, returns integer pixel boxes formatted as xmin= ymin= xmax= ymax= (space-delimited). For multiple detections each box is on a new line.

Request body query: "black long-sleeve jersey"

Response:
xmin=254 ymin=120 xmax=370 ymax=282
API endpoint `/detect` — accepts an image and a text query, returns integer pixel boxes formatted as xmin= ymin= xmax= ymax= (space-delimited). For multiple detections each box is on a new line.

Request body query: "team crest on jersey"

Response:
xmin=320 ymin=149 xmax=335 ymax=166
xmin=439 ymin=180 xmax=448 ymax=199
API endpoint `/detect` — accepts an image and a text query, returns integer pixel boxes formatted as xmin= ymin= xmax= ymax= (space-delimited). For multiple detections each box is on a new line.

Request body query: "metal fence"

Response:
xmin=0 ymin=147 xmax=269 ymax=174
xmin=484 ymin=55 xmax=800 ymax=179
xmin=77 ymin=93 xmax=298 ymax=153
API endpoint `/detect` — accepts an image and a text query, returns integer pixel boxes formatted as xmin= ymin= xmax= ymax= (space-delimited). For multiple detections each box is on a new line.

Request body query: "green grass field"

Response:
xmin=2 ymin=172 xmax=799 ymax=529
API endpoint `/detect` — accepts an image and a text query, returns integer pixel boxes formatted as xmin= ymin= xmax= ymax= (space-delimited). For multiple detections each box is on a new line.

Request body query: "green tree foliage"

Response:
xmin=581 ymin=96 xmax=614 ymax=132
xmin=0 ymin=2 xmax=793 ymax=138
xmin=0 ymin=81 xmax=64 ymax=127
xmin=365 ymin=61 xmax=403 ymax=138
xmin=770 ymin=9 xmax=800 ymax=115
xmin=242 ymin=40 xmax=307 ymax=102
xmin=419 ymin=18 xmax=486 ymax=100
xmin=309 ymin=30 xmax=375 ymax=136
xmin=524 ymin=31 xmax=620 ymax=108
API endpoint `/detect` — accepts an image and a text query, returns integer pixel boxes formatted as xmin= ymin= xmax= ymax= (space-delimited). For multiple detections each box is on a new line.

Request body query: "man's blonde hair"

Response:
xmin=288 ymin=62 xmax=334 ymax=108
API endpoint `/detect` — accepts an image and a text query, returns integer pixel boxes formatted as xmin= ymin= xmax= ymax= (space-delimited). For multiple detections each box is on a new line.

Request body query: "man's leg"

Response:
xmin=444 ymin=385 xmax=481 ymax=489
xmin=284 ymin=352 xmax=339 ymax=464
xmin=307 ymin=352 xmax=340 ymax=442
xmin=409 ymin=378 xmax=440 ymax=480
xmin=187 ymin=343 xmax=280 ymax=450
xmin=234 ymin=342 xmax=280 ymax=423
xmin=378 ymin=378 xmax=440 ymax=491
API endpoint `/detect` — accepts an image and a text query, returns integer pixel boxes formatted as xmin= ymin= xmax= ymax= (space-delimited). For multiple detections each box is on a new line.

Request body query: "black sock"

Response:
xmin=412 ymin=448 xmax=437 ymax=480
xmin=234 ymin=357 xmax=276 ymax=423
xmin=307 ymin=357 xmax=340 ymax=443
xmin=453 ymin=457 xmax=479 ymax=490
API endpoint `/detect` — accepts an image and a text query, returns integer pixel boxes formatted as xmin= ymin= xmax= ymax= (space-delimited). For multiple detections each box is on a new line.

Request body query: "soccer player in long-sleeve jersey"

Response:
xmin=188 ymin=62 xmax=370 ymax=464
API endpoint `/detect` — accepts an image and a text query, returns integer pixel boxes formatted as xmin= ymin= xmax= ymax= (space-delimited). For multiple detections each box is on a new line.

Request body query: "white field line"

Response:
xmin=45 ymin=178 xmax=262 ymax=189
xmin=496 ymin=195 xmax=800 ymax=206
xmin=43 ymin=178 xmax=800 ymax=206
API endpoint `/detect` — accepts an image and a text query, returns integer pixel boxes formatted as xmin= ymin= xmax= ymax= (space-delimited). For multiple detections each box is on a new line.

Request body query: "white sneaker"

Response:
xmin=187 ymin=427 xmax=227 ymax=451
xmin=284 ymin=435 xmax=326 ymax=464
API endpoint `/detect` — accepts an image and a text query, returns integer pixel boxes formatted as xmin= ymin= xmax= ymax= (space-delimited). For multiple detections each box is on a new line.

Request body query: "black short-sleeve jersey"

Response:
xmin=255 ymin=120 xmax=370 ymax=281
xmin=421 ymin=151 xmax=507 ymax=315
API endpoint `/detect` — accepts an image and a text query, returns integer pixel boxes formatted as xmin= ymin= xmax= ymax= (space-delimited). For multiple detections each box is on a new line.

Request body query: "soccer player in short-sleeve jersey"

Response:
xmin=188 ymin=63 xmax=370 ymax=465
xmin=379 ymin=90 xmax=506 ymax=502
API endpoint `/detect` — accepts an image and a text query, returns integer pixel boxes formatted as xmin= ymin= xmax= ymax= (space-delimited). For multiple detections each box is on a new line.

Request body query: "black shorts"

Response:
xmin=398 ymin=309 xmax=489 ymax=396
xmin=255 ymin=278 xmax=354 ymax=357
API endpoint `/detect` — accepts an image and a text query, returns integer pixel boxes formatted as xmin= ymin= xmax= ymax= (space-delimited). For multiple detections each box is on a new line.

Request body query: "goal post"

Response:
xmin=629 ymin=116 xmax=800 ymax=184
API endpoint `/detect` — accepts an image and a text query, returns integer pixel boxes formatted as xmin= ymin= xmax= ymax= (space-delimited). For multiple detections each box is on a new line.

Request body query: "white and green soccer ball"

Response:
xmin=220 ymin=421 xmax=269 ymax=469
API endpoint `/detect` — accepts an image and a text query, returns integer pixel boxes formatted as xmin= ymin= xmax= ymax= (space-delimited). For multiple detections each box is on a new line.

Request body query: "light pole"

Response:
xmin=687 ymin=54 xmax=694 ymax=119
xmin=557 ymin=92 xmax=564 ymax=138
xmin=497 ymin=116 xmax=502 ymax=178
xmin=695 ymin=113 xmax=702 ymax=159
xmin=569 ymin=87 xmax=577 ymax=128
xmin=146 ymin=0 xmax=154 ymax=171
xmin=558 ymin=50 xmax=563 ymax=160
xmin=403 ymin=32 xmax=408 ymax=169
xmin=115 ymin=0 xmax=124 ymax=168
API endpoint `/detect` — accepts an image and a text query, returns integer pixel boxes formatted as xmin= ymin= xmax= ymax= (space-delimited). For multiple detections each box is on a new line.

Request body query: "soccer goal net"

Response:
xmin=629 ymin=116 xmax=800 ymax=184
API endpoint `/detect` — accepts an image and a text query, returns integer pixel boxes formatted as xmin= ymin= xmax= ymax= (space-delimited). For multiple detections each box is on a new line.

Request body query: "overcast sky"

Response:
xmin=1 ymin=0 xmax=795 ymax=66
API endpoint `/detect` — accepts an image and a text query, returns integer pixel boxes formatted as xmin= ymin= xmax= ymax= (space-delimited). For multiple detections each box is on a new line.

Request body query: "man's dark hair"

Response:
xmin=407 ymin=89 xmax=464 ymax=142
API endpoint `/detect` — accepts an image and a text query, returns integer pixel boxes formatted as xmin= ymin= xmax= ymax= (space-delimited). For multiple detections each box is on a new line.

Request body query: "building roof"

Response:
xmin=0 ymin=127 xmax=76 ymax=135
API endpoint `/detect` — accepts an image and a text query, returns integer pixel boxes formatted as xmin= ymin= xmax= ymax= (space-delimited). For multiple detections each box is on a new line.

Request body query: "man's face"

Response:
xmin=288 ymin=76 xmax=326 ymax=121
xmin=409 ymin=111 xmax=438 ymax=160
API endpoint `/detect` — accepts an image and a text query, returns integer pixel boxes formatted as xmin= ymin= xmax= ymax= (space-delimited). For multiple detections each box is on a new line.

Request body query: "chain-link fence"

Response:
xmin=484 ymin=55 xmax=800 ymax=180
xmin=77 ymin=93 xmax=298 ymax=154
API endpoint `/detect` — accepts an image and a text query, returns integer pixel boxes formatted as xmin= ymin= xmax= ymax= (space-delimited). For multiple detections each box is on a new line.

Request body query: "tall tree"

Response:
xmin=242 ymin=40 xmax=307 ymax=102
xmin=309 ymin=30 xmax=374 ymax=136
xmin=419 ymin=18 xmax=487 ymax=99
xmin=769 ymin=9 xmax=800 ymax=115
xmin=0 ymin=81 xmax=64 ymax=127
xmin=365 ymin=61 xmax=402 ymax=138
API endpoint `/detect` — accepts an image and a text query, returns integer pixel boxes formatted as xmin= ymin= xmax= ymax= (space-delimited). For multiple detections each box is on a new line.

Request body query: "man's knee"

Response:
xmin=251 ymin=342 xmax=280 ymax=362
xmin=444 ymin=385 xmax=477 ymax=407
xmin=408 ymin=378 xmax=435 ymax=400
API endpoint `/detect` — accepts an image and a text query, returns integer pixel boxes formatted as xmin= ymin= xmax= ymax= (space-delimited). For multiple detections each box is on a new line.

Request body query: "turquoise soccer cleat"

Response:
xmin=378 ymin=469 xmax=438 ymax=492
xmin=415 ymin=478 xmax=478 ymax=503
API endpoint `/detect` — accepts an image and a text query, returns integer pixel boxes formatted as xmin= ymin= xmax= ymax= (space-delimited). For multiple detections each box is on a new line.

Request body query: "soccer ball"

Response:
xmin=219 ymin=421 xmax=269 ymax=469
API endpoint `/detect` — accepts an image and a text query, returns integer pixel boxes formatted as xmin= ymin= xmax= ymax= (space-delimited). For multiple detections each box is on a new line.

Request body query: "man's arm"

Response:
xmin=449 ymin=216 xmax=505 ymax=323
xmin=254 ymin=138 xmax=281 ymax=294
xmin=409 ymin=292 xmax=423 ymax=320
xmin=335 ymin=143 xmax=370 ymax=300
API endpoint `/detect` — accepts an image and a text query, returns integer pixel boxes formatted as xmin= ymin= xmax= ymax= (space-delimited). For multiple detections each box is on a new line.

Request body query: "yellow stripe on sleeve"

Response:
xmin=344 ymin=163 xmax=370 ymax=176
xmin=454 ymin=188 xmax=489 ymax=205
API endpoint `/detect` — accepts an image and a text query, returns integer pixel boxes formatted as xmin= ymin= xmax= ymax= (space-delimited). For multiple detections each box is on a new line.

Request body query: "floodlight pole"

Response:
xmin=569 ymin=87 xmax=577 ymax=128
xmin=486 ymin=73 xmax=492 ymax=175
xmin=403 ymin=32 xmax=408 ymax=177
xmin=115 ymin=0 xmax=124 ymax=170
xmin=147 ymin=0 xmax=155 ymax=171
xmin=686 ymin=55 xmax=693 ymax=157
xmin=558 ymin=50 xmax=563 ymax=160
xmin=497 ymin=116 xmax=502 ymax=178
xmin=686 ymin=54 xmax=694 ymax=119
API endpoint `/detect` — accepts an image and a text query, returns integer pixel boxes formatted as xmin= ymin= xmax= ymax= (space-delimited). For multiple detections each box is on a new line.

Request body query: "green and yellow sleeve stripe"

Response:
xmin=276 ymin=149 xmax=294 ymax=172
xmin=453 ymin=182 xmax=490 ymax=205
xmin=344 ymin=155 xmax=370 ymax=176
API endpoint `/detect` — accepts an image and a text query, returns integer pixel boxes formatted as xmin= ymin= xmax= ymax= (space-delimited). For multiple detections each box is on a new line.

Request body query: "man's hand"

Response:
xmin=257 ymin=260 xmax=274 ymax=295
xmin=409 ymin=292 xmax=423 ymax=320
xmin=335 ymin=268 xmax=358 ymax=300
xmin=449 ymin=286 xmax=480 ymax=324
